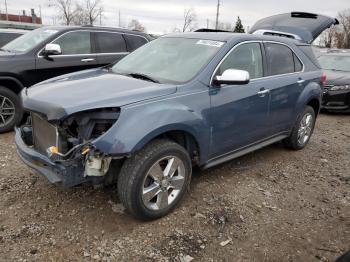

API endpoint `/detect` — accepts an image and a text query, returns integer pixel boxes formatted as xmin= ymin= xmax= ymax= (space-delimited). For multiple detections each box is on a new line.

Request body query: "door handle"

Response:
xmin=257 ymin=89 xmax=270 ymax=97
xmin=81 ymin=58 xmax=95 ymax=62
xmin=297 ymin=79 xmax=305 ymax=85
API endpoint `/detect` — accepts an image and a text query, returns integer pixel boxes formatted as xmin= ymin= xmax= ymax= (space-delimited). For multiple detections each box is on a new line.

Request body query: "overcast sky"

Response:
xmin=1 ymin=0 xmax=349 ymax=34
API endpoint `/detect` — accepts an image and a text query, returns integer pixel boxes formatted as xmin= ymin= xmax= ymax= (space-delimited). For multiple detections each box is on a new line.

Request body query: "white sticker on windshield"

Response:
xmin=196 ymin=40 xmax=224 ymax=47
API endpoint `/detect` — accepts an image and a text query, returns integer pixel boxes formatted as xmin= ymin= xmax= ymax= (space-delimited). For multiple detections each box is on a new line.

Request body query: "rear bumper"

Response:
xmin=15 ymin=127 xmax=90 ymax=187
xmin=322 ymin=89 xmax=350 ymax=112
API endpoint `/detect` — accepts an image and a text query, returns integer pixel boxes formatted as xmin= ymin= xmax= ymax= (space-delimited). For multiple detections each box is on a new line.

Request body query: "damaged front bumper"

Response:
xmin=15 ymin=127 xmax=105 ymax=187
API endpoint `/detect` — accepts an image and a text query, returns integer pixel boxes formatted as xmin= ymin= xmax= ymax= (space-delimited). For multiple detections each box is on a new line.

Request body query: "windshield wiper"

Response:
xmin=126 ymin=73 xmax=160 ymax=83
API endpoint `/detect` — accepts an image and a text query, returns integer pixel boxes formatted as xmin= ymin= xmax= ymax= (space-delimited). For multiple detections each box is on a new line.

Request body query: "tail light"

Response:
xmin=321 ymin=73 xmax=327 ymax=87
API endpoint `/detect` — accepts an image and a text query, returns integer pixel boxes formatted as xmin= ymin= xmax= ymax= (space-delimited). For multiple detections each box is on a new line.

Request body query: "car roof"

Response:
xmin=40 ymin=25 xmax=150 ymax=38
xmin=163 ymin=32 xmax=301 ymax=45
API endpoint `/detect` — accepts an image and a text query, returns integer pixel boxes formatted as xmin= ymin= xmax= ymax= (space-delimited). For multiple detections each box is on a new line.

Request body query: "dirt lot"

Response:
xmin=0 ymin=114 xmax=349 ymax=262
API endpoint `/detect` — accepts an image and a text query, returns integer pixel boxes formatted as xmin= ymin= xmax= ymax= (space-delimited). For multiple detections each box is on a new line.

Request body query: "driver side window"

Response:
xmin=217 ymin=42 xmax=263 ymax=80
xmin=52 ymin=31 xmax=92 ymax=55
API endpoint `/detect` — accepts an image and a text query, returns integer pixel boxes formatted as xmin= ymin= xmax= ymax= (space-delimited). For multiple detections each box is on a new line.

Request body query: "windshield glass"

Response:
xmin=318 ymin=55 xmax=350 ymax=72
xmin=112 ymin=37 xmax=224 ymax=84
xmin=2 ymin=28 xmax=59 ymax=53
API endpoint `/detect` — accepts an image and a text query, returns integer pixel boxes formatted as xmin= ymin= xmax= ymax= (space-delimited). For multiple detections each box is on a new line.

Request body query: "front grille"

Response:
xmin=32 ymin=113 xmax=59 ymax=157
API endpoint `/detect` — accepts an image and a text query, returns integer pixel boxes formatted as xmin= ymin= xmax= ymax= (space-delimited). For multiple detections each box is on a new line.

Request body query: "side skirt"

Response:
xmin=202 ymin=134 xmax=288 ymax=169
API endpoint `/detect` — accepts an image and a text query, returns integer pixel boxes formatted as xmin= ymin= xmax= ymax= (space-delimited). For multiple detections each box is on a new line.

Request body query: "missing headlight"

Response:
xmin=62 ymin=107 xmax=120 ymax=148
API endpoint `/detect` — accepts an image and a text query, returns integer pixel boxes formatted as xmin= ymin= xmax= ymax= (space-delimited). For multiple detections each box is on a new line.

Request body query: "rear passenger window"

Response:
xmin=265 ymin=43 xmax=295 ymax=76
xmin=95 ymin=32 xmax=127 ymax=53
xmin=124 ymin=34 xmax=148 ymax=52
xmin=217 ymin=42 xmax=264 ymax=79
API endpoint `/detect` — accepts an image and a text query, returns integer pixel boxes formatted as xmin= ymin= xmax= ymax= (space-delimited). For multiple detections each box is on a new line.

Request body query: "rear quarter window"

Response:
xmin=124 ymin=34 xmax=148 ymax=52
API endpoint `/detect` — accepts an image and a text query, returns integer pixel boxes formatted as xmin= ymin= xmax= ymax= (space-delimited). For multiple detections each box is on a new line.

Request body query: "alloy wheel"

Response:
xmin=142 ymin=156 xmax=186 ymax=211
xmin=0 ymin=95 xmax=15 ymax=128
xmin=297 ymin=113 xmax=313 ymax=146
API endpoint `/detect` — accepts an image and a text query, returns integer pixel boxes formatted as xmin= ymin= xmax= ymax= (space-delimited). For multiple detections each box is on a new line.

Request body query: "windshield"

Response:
xmin=112 ymin=37 xmax=224 ymax=84
xmin=318 ymin=55 xmax=350 ymax=72
xmin=2 ymin=28 xmax=59 ymax=53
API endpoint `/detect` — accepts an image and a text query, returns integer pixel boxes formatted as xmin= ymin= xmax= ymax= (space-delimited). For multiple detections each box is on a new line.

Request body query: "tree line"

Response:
xmin=319 ymin=9 xmax=350 ymax=49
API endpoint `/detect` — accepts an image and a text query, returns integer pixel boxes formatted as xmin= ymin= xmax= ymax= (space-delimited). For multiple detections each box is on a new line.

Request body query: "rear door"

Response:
xmin=35 ymin=30 xmax=98 ymax=83
xmin=94 ymin=31 xmax=129 ymax=66
xmin=263 ymin=42 xmax=305 ymax=135
xmin=250 ymin=12 xmax=339 ymax=44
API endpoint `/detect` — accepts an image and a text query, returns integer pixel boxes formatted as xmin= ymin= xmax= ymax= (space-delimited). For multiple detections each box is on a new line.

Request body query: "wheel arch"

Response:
xmin=0 ymin=76 xmax=24 ymax=94
xmin=132 ymin=126 xmax=202 ymax=166
xmin=306 ymin=97 xmax=320 ymax=116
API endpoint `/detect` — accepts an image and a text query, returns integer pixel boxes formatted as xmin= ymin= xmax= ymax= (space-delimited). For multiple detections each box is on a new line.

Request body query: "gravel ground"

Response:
xmin=0 ymin=114 xmax=349 ymax=262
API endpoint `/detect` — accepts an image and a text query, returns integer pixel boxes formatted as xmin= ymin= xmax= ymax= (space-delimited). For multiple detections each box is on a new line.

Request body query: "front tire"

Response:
xmin=117 ymin=139 xmax=192 ymax=220
xmin=283 ymin=106 xmax=316 ymax=150
xmin=0 ymin=86 xmax=23 ymax=133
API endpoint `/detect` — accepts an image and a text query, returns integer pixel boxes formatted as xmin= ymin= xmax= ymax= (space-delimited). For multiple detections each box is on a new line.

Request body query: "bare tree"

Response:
xmin=182 ymin=8 xmax=196 ymax=32
xmin=338 ymin=9 xmax=350 ymax=48
xmin=85 ymin=0 xmax=103 ymax=25
xmin=321 ymin=26 xmax=337 ymax=48
xmin=128 ymin=19 xmax=146 ymax=32
xmin=50 ymin=0 xmax=76 ymax=25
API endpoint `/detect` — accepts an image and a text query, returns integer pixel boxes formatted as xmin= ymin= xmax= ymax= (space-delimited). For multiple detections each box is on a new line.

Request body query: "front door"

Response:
xmin=35 ymin=30 xmax=98 ymax=83
xmin=209 ymin=42 xmax=270 ymax=158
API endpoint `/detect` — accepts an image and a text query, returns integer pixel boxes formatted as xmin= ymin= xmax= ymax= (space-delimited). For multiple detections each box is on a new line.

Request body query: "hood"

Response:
xmin=0 ymin=50 xmax=16 ymax=59
xmin=324 ymin=69 xmax=350 ymax=86
xmin=22 ymin=68 xmax=177 ymax=120
xmin=250 ymin=12 xmax=339 ymax=44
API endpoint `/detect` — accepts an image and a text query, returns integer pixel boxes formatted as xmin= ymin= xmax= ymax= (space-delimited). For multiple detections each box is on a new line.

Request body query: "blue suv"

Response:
xmin=15 ymin=12 xmax=338 ymax=220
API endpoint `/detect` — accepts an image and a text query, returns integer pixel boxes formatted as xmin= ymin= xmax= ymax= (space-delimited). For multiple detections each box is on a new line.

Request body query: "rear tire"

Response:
xmin=283 ymin=106 xmax=316 ymax=150
xmin=117 ymin=139 xmax=192 ymax=220
xmin=0 ymin=86 xmax=23 ymax=134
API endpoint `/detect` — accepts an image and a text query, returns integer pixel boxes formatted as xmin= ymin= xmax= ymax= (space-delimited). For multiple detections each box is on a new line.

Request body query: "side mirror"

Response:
xmin=42 ymin=43 xmax=62 ymax=57
xmin=214 ymin=69 xmax=250 ymax=86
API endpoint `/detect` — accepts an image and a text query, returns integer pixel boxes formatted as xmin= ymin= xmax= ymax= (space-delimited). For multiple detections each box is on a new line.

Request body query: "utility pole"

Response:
xmin=5 ymin=0 xmax=8 ymax=21
xmin=206 ymin=18 xmax=209 ymax=29
xmin=215 ymin=0 xmax=220 ymax=30
xmin=99 ymin=7 xmax=102 ymax=25
xmin=118 ymin=10 xmax=121 ymax=27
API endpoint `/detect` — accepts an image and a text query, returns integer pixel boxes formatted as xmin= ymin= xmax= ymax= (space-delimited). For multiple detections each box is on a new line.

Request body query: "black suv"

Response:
xmin=0 ymin=26 xmax=152 ymax=133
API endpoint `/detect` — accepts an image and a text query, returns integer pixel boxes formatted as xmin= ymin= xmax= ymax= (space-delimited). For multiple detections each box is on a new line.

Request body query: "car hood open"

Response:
xmin=22 ymin=68 xmax=177 ymax=120
xmin=250 ymin=12 xmax=339 ymax=44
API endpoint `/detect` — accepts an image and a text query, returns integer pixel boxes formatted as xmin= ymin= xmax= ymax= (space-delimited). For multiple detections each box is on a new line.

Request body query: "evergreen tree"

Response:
xmin=234 ymin=16 xmax=245 ymax=33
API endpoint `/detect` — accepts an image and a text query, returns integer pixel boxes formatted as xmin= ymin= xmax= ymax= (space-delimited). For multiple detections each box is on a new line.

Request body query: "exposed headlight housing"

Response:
xmin=330 ymin=85 xmax=350 ymax=91
xmin=62 ymin=107 xmax=120 ymax=142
